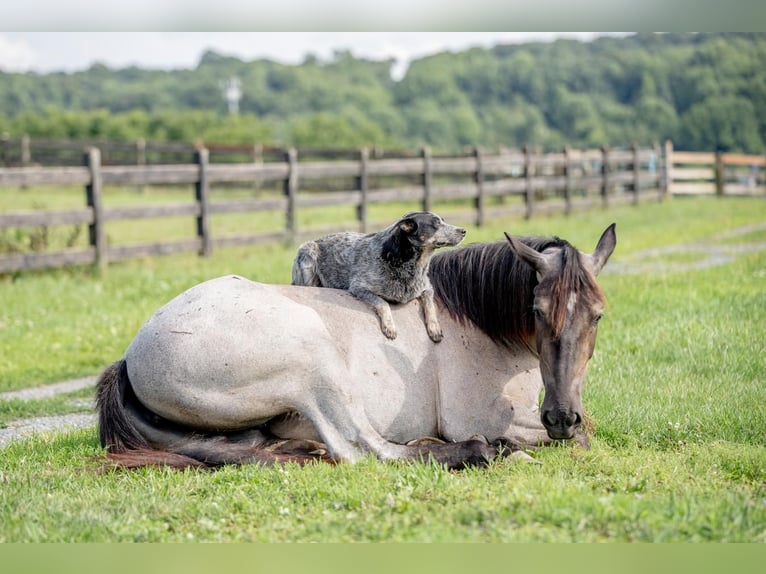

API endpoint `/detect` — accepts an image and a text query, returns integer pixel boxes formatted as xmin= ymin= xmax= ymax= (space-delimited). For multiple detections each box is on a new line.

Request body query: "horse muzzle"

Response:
xmin=541 ymin=408 xmax=583 ymax=440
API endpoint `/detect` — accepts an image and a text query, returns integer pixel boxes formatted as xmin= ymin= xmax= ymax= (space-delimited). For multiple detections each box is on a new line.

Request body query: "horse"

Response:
xmin=96 ymin=224 xmax=616 ymax=470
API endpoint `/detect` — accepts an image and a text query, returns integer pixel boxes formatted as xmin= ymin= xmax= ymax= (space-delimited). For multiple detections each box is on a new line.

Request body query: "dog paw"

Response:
xmin=427 ymin=324 xmax=443 ymax=342
xmin=381 ymin=323 xmax=398 ymax=339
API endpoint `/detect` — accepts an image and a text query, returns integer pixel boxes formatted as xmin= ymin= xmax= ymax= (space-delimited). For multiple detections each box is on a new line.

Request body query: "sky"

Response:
xmin=0 ymin=32 xmax=630 ymax=80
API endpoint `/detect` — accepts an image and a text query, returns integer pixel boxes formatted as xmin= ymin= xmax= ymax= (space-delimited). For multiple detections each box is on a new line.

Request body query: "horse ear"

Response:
xmin=590 ymin=223 xmax=617 ymax=275
xmin=504 ymin=232 xmax=549 ymax=275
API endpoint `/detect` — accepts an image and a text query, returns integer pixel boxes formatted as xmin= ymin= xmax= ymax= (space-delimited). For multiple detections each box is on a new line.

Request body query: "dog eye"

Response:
xmin=533 ymin=307 xmax=544 ymax=320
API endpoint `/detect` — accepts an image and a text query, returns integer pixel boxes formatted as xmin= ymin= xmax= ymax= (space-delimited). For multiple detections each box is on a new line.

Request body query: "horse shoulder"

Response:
xmin=430 ymin=314 xmax=543 ymax=443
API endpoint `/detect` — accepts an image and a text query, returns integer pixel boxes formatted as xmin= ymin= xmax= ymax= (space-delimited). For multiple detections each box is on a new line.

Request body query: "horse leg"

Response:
xmin=97 ymin=360 xmax=318 ymax=469
xmin=286 ymin=359 xmax=498 ymax=468
xmin=298 ymin=389 xmax=498 ymax=468
xmin=293 ymin=370 xmax=410 ymax=462
xmin=101 ymin=358 xmax=499 ymax=470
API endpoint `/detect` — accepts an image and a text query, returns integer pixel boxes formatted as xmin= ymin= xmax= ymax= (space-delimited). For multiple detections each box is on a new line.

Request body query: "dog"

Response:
xmin=291 ymin=211 xmax=466 ymax=342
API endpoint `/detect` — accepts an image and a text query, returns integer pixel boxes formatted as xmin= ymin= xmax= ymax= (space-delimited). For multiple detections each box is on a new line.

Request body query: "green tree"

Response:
xmin=679 ymin=96 xmax=764 ymax=152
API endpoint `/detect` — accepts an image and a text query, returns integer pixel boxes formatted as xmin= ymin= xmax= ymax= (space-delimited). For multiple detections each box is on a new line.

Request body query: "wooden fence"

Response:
xmin=0 ymin=141 xmax=679 ymax=274
xmin=665 ymin=141 xmax=766 ymax=196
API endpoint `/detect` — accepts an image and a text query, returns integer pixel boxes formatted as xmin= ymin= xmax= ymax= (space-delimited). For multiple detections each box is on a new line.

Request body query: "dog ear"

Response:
xmin=399 ymin=218 xmax=418 ymax=234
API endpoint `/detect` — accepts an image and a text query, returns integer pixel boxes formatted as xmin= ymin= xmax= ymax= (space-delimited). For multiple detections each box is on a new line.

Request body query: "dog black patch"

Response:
xmin=380 ymin=222 xmax=416 ymax=267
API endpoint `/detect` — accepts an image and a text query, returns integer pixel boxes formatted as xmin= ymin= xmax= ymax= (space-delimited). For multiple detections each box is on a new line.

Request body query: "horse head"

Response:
xmin=504 ymin=224 xmax=616 ymax=440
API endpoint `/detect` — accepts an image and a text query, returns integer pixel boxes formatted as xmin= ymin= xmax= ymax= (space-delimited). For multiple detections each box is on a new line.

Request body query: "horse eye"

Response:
xmin=594 ymin=313 xmax=604 ymax=325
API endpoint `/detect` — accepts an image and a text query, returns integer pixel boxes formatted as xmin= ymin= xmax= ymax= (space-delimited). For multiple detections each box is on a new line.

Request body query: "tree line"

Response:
xmin=0 ymin=33 xmax=764 ymax=154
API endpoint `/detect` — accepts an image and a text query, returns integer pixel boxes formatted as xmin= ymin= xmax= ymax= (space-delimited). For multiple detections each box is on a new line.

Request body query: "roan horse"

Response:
xmin=97 ymin=224 xmax=616 ymax=469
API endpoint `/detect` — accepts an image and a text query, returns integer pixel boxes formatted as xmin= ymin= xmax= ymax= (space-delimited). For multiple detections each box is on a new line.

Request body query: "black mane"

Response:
xmin=428 ymin=236 xmax=572 ymax=349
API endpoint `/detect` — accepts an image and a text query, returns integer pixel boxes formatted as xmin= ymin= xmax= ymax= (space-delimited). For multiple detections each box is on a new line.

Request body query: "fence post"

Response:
xmin=523 ymin=146 xmax=533 ymax=219
xmin=563 ymin=146 xmax=572 ymax=215
xmin=1 ymin=132 xmax=8 ymax=167
xmin=714 ymin=151 xmax=725 ymax=196
xmin=600 ymin=145 xmax=610 ymax=208
xmin=653 ymin=142 xmax=662 ymax=201
xmin=632 ymin=142 xmax=641 ymax=205
xmin=136 ymin=138 xmax=147 ymax=167
xmin=194 ymin=147 xmax=211 ymax=257
xmin=663 ymin=140 xmax=674 ymax=197
xmin=357 ymin=147 xmax=369 ymax=232
xmin=253 ymin=143 xmax=263 ymax=191
xmin=421 ymin=146 xmax=432 ymax=212
xmin=85 ymin=147 xmax=106 ymax=272
xmin=473 ymin=146 xmax=485 ymax=227
xmin=284 ymin=147 xmax=298 ymax=241
xmin=136 ymin=138 xmax=146 ymax=194
xmin=21 ymin=134 xmax=31 ymax=167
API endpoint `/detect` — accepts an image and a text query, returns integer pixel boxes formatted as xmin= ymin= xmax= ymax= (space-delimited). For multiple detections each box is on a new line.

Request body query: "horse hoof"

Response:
xmin=510 ymin=450 xmax=542 ymax=464
xmin=468 ymin=434 xmax=490 ymax=445
xmin=405 ymin=436 xmax=446 ymax=446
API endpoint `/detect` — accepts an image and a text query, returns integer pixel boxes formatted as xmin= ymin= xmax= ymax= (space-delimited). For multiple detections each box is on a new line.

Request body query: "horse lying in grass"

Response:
xmin=97 ymin=224 xmax=616 ymax=470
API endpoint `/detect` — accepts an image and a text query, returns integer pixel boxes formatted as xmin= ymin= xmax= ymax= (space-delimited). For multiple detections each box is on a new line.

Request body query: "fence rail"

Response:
xmin=0 ymin=139 xmax=756 ymax=274
xmin=665 ymin=141 xmax=766 ymax=196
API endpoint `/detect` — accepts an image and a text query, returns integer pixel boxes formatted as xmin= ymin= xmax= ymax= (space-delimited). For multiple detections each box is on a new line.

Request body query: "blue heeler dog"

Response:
xmin=291 ymin=211 xmax=466 ymax=342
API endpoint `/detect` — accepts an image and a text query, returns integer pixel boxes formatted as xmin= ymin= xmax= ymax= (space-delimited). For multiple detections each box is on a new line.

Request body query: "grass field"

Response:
xmin=0 ymin=195 xmax=765 ymax=542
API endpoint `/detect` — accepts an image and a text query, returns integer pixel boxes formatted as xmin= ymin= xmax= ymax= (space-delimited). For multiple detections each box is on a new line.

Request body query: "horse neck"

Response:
xmin=429 ymin=240 xmax=546 ymax=349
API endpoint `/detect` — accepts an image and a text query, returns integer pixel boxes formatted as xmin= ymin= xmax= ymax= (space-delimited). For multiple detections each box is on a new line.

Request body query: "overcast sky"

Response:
xmin=0 ymin=32 xmax=630 ymax=79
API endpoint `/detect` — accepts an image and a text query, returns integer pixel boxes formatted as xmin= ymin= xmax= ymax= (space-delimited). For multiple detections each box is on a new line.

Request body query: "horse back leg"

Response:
xmin=96 ymin=359 xmax=324 ymax=469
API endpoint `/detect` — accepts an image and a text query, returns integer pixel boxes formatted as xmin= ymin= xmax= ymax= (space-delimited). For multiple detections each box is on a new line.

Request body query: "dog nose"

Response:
xmin=458 ymin=228 xmax=466 ymax=236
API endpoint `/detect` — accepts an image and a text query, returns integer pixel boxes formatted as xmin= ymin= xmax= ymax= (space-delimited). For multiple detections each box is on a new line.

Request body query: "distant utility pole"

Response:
xmin=222 ymin=77 xmax=242 ymax=114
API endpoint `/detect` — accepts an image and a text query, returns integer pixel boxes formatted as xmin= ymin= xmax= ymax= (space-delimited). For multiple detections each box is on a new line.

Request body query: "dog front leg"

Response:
xmin=418 ymin=289 xmax=443 ymax=342
xmin=349 ymin=287 xmax=397 ymax=339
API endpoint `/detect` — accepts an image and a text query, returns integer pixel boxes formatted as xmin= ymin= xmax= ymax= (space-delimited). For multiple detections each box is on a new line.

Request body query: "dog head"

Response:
xmin=382 ymin=212 xmax=466 ymax=266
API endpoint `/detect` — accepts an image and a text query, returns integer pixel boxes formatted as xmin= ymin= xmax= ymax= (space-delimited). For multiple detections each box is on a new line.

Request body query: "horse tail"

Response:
xmin=95 ymin=359 xmax=328 ymax=471
xmin=96 ymin=360 xmax=149 ymax=452
xmin=291 ymin=241 xmax=322 ymax=286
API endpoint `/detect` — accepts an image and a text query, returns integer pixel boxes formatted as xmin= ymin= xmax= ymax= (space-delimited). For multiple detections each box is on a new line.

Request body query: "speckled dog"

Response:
xmin=292 ymin=211 xmax=466 ymax=341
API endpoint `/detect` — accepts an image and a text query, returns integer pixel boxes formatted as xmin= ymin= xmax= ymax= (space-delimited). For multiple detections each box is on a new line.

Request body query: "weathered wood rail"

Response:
xmin=1 ymin=143 xmax=666 ymax=274
xmin=665 ymin=141 xmax=766 ymax=196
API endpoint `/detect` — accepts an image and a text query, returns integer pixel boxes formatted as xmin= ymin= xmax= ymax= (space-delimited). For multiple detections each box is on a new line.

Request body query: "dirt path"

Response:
xmin=0 ymin=377 xmax=98 ymax=447
xmin=604 ymin=221 xmax=766 ymax=275
xmin=2 ymin=221 xmax=765 ymax=447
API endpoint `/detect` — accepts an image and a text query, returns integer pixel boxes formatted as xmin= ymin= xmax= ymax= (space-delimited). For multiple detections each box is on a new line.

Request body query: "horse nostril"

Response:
xmin=542 ymin=410 xmax=556 ymax=428
xmin=570 ymin=412 xmax=582 ymax=427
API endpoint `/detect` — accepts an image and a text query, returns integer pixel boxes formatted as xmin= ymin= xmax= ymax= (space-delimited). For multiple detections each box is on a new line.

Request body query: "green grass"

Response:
xmin=1 ymin=195 xmax=765 ymax=541
xmin=0 ymin=432 xmax=763 ymax=542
